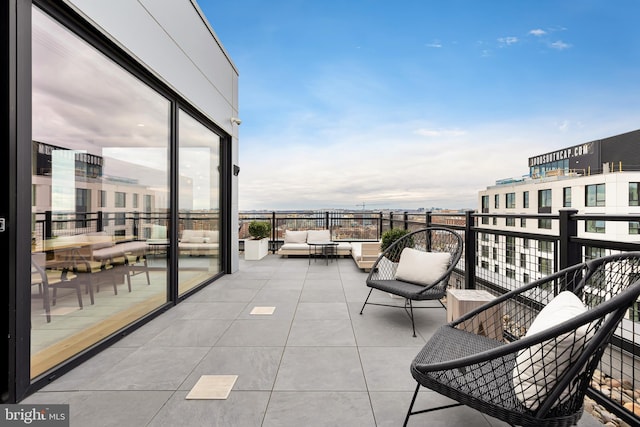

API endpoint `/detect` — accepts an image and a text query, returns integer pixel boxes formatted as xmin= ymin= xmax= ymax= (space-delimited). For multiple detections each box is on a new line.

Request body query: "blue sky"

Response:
xmin=198 ymin=0 xmax=640 ymax=211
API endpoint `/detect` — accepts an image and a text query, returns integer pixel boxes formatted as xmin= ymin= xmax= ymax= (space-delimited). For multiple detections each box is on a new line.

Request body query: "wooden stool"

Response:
xmin=447 ymin=289 xmax=503 ymax=340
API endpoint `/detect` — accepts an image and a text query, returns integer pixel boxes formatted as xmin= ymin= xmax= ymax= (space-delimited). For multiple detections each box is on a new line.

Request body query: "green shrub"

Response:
xmin=380 ymin=228 xmax=414 ymax=262
xmin=380 ymin=228 xmax=410 ymax=252
xmin=248 ymin=220 xmax=271 ymax=239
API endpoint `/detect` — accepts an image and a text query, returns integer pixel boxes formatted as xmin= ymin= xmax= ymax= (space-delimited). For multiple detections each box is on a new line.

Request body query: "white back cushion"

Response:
xmin=284 ymin=230 xmax=308 ymax=244
xmin=513 ymin=291 xmax=591 ymax=410
xmin=307 ymin=229 xmax=331 ymax=243
xmin=394 ymin=248 xmax=451 ymax=286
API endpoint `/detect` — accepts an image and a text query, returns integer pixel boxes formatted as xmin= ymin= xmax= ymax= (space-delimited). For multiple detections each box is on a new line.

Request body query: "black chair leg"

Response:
xmin=359 ymin=289 xmax=373 ymax=314
xmin=403 ymin=383 xmax=420 ymax=427
xmin=405 ymin=299 xmax=416 ymax=337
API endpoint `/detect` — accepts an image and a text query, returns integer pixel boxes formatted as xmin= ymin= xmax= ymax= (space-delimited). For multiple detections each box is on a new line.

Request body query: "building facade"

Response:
xmin=3 ymin=0 xmax=240 ymax=402
xmin=477 ymin=130 xmax=640 ymax=288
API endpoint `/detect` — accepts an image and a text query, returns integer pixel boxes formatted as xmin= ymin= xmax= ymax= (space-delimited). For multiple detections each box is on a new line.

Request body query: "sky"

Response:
xmin=198 ymin=0 xmax=640 ymax=211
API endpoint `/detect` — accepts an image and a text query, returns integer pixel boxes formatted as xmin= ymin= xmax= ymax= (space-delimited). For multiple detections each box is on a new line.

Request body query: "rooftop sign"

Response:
xmin=528 ymin=142 xmax=595 ymax=167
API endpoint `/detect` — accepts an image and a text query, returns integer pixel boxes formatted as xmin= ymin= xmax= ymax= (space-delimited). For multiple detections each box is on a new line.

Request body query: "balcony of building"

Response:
xmin=23 ymin=251 xmax=607 ymax=426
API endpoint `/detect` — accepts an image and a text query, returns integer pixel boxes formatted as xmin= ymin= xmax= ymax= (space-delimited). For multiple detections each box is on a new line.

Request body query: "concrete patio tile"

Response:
xmin=215 ymin=319 xmax=292 ymax=346
xmin=169 ymin=301 xmax=249 ymax=320
xmin=348 ymin=303 xmax=428 ymax=347
xmin=263 ymin=391 xmax=375 ymax=427
xmin=145 ymin=319 xmax=233 ymax=347
xmin=25 ymin=390 xmax=174 ymax=427
xmin=194 ymin=286 xmax=260 ymax=302
xmin=370 ymin=390 xmax=502 ymax=427
xmin=358 ymin=347 xmax=420 ymax=391
xmin=287 ymin=319 xmax=356 ymax=346
xmin=274 ymin=347 xmax=366 ymax=391
xmin=294 ymin=302 xmax=350 ymax=320
xmin=180 ymin=346 xmax=283 ymax=391
xmin=39 ymin=347 xmax=137 ymax=391
xmin=251 ymin=288 xmax=302 ymax=303
xmin=299 ymin=286 xmax=347 ymax=303
xmin=85 ymin=346 xmax=209 ymax=390
xmin=147 ymin=390 xmax=270 ymax=427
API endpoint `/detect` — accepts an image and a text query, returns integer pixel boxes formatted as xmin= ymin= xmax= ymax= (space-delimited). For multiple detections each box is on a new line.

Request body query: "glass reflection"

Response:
xmin=178 ymin=110 xmax=221 ymax=295
xmin=31 ymin=7 xmax=170 ymax=377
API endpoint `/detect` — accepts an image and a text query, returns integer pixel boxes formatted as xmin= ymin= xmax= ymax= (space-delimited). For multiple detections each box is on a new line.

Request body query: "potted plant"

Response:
xmin=244 ymin=220 xmax=271 ymax=260
xmin=380 ymin=228 xmax=413 ymax=262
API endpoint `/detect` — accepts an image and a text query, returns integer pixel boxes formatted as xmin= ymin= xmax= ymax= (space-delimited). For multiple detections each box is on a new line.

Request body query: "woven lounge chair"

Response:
xmin=404 ymin=252 xmax=640 ymax=427
xmin=359 ymin=227 xmax=463 ymax=337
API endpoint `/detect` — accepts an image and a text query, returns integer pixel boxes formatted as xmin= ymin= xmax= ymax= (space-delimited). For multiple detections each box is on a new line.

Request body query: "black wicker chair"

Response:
xmin=359 ymin=227 xmax=463 ymax=337
xmin=404 ymin=252 xmax=640 ymax=427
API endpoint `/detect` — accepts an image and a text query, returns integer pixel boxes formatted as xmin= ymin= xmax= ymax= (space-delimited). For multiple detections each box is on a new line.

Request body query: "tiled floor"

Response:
xmin=23 ymin=255 xmax=603 ymax=426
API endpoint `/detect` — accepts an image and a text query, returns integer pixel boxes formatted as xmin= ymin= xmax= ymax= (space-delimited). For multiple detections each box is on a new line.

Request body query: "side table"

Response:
xmin=446 ymin=289 xmax=503 ymax=340
xmin=308 ymin=241 xmax=338 ymax=265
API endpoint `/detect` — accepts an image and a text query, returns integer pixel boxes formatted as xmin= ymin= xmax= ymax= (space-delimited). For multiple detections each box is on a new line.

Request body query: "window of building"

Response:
xmin=492 ymin=217 xmax=497 ymax=225
xmin=585 ymin=246 xmax=606 ymax=261
xmin=494 ymin=264 xmax=500 ymax=274
xmin=585 ymin=183 xmax=605 ymax=207
xmin=506 ymin=268 xmax=516 ymax=279
xmin=520 ymin=218 xmax=526 ymax=227
xmin=506 ymin=236 xmax=516 ymax=265
xmin=506 ymin=217 xmax=515 ymax=226
xmin=630 ymin=221 xmax=640 ymax=235
xmin=630 ymin=183 xmax=639 ymax=206
xmin=115 ymin=191 xmax=126 ymax=208
xmin=520 ymin=253 xmax=527 ymax=268
xmin=523 ymin=191 xmax=529 ymax=208
xmin=563 ymin=187 xmax=571 ymax=207
xmin=538 ymin=189 xmax=551 ymax=213
xmin=506 ymin=193 xmax=515 ymax=209
xmin=538 ymin=218 xmax=552 ymax=229
xmin=586 ymin=220 xmax=606 ymax=233
xmin=494 ymin=194 xmax=499 ymax=209
xmin=481 ymin=245 xmax=489 ymax=258
xmin=133 ymin=193 xmax=139 ymax=209
xmin=538 ymin=257 xmax=552 ymax=275
xmin=523 ymin=238 xmax=529 ymax=249
xmin=31 ymin=5 xmax=172 ymax=378
xmin=144 ymin=194 xmax=152 ymax=212
xmin=523 ymin=273 xmax=530 ymax=284
xmin=538 ymin=240 xmax=553 ymax=252
xmin=481 ymin=260 xmax=489 ymax=270
xmin=481 ymin=233 xmax=489 ymax=241
xmin=492 ymin=247 xmax=498 ymax=260
xmin=481 ymin=195 xmax=489 ymax=224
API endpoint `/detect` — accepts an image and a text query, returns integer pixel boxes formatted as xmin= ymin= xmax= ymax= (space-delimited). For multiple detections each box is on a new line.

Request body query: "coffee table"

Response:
xmin=308 ymin=241 xmax=338 ymax=265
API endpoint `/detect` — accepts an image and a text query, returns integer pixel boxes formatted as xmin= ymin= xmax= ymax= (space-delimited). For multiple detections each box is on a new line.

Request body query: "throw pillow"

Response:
xmin=512 ymin=291 xmax=592 ymax=410
xmin=394 ymin=248 xmax=451 ymax=286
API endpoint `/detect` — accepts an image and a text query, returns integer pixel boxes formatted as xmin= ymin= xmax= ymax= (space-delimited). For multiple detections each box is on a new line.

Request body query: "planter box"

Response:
xmin=245 ymin=238 xmax=269 ymax=260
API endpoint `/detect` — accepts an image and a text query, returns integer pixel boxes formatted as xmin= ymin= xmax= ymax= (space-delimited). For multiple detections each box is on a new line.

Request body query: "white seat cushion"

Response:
xmin=512 ymin=291 xmax=591 ymax=410
xmin=394 ymin=248 xmax=450 ymax=286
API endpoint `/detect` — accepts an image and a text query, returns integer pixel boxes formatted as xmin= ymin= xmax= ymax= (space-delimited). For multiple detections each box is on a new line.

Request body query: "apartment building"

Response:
xmin=477 ymin=129 xmax=640 ymax=287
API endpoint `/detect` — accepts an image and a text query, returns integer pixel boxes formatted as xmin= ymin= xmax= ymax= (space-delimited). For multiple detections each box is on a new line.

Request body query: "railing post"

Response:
xmin=97 ymin=210 xmax=103 ymax=232
xmin=271 ymin=211 xmax=276 ymax=253
xmin=464 ymin=210 xmax=476 ymax=289
xmin=325 ymin=211 xmax=330 ymax=233
xmin=425 ymin=211 xmax=432 ymax=228
xmin=559 ymin=209 xmax=580 ymax=270
xmin=390 ymin=212 xmax=394 ymax=230
xmin=403 ymin=211 xmax=408 ymax=230
xmin=378 ymin=211 xmax=383 ymax=240
xmin=44 ymin=210 xmax=52 ymax=239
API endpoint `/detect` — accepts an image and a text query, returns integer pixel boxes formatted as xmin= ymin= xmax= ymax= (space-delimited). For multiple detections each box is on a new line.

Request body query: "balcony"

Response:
xmin=23 ymin=253 xmax=606 ymax=426
xmin=23 ymin=209 xmax=639 ymax=425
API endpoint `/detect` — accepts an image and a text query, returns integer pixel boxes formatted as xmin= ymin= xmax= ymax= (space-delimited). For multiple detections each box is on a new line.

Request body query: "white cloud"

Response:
xmin=426 ymin=40 xmax=443 ymax=48
xmin=529 ymin=29 xmax=547 ymax=36
xmin=498 ymin=36 xmax=519 ymax=46
xmin=550 ymin=40 xmax=571 ymax=50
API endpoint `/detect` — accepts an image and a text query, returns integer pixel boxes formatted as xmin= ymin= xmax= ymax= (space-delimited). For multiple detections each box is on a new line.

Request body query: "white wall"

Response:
xmin=64 ymin=0 xmax=240 ymax=272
